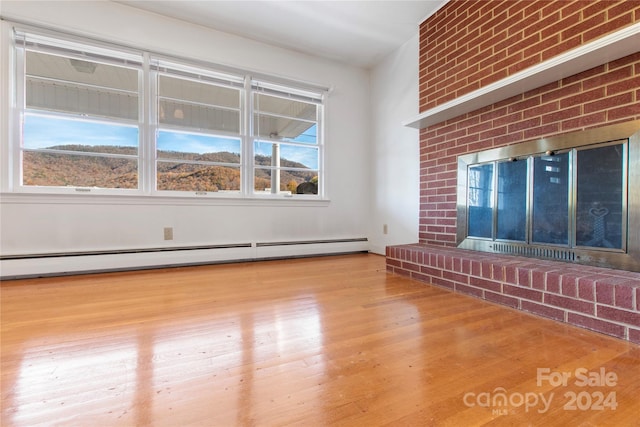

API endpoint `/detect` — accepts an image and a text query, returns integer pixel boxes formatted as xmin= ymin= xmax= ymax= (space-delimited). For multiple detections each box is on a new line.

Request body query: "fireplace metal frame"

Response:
xmin=456 ymin=120 xmax=640 ymax=272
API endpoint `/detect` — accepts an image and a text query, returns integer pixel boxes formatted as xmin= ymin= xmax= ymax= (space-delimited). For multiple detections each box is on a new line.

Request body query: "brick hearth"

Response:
xmin=387 ymin=244 xmax=640 ymax=343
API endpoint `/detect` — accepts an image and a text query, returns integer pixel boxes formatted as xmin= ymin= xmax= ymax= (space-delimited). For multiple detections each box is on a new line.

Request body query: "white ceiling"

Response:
xmin=115 ymin=0 xmax=446 ymax=68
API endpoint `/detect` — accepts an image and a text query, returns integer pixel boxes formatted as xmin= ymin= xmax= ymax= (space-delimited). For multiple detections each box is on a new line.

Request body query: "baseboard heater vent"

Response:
xmin=493 ymin=243 xmax=576 ymax=262
xmin=256 ymin=238 xmax=368 ymax=247
xmin=1 ymin=238 xmax=369 ymax=279
xmin=0 ymin=243 xmax=253 ymax=261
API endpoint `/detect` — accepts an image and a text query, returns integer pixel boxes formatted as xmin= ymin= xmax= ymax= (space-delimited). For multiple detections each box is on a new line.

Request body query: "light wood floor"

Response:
xmin=1 ymin=253 xmax=639 ymax=426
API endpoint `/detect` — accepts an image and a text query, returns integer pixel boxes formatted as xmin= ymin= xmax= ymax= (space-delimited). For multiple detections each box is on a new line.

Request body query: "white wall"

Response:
xmin=368 ymin=34 xmax=420 ymax=255
xmin=0 ymin=1 xmax=372 ymax=276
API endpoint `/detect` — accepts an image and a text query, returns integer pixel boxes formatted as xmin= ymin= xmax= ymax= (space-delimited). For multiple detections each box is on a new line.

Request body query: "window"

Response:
xmin=153 ymin=62 xmax=244 ymax=194
xmin=16 ymin=32 xmax=143 ymax=192
xmin=9 ymin=27 xmax=326 ymax=199
xmin=252 ymin=82 xmax=321 ymax=195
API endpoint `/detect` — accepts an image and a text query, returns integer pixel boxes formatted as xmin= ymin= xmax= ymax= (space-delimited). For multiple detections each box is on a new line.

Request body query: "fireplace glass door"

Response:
xmin=464 ymin=140 xmax=627 ymax=251
xmin=532 ymin=152 xmax=569 ymax=245
xmin=497 ymin=160 xmax=527 ymax=241
xmin=576 ymin=143 xmax=624 ymax=250
xmin=467 ymin=163 xmax=493 ymax=238
xmin=457 ymin=122 xmax=639 ymax=271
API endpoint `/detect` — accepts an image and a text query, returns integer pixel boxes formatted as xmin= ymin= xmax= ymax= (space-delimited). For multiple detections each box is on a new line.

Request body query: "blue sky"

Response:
xmin=25 ymin=114 xmax=318 ymax=169
xmin=24 ymin=114 xmax=138 ymax=150
xmin=157 ymin=130 xmax=240 ymax=156
xmin=254 ymin=141 xmax=318 ymax=169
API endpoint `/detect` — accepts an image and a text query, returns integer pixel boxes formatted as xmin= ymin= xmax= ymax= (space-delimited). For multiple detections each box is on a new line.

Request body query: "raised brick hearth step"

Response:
xmin=386 ymin=244 xmax=640 ymax=344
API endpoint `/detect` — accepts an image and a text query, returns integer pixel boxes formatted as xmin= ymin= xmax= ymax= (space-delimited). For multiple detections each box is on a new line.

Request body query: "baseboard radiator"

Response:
xmin=0 ymin=238 xmax=369 ymax=280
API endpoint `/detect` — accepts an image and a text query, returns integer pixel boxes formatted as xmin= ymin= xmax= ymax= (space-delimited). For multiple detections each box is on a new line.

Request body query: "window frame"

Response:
xmin=151 ymin=59 xmax=245 ymax=197
xmin=13 ymin=28 xmax=145 ymax=196
xmin=251 ymin=80 xmax=323 ymax=198
xmin=6 ymin=24 xmax=327 ymax=201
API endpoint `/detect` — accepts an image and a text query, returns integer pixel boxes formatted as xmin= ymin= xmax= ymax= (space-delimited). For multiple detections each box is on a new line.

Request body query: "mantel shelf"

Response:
xmin=404 ymin=22 xmax=640 ymax=129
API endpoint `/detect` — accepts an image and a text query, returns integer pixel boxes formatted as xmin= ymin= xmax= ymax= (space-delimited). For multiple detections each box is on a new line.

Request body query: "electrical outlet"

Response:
xmin=383 ymin=224 xmax=388 ymax=235
xmin=164 ymin=227 xmax=173 ymax=240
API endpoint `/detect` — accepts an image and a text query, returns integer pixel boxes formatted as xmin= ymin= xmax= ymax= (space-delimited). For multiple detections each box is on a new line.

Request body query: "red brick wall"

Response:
xmin=419 ymin=0 xmax=640 ymax=111
xmin=418 ymin=0 xmax=640 ymax=247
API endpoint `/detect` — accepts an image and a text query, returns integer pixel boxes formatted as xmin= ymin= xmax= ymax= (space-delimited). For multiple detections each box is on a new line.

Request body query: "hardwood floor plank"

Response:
xmin=2 ymin=254 xmax=639 ymax=426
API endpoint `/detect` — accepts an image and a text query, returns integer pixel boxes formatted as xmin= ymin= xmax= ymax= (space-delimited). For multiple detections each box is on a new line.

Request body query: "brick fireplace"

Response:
xmin=387 ymin=0 xmax=640 ymax=343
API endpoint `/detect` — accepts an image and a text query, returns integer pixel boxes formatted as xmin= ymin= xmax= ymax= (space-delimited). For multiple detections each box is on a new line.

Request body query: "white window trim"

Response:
xmin=1 ymin=21 xmax=329 ymax=203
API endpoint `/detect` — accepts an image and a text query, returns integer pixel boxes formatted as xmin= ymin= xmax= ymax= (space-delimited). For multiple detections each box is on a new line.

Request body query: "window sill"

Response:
xmin=0 ymin=192 xmax=331 ymax=207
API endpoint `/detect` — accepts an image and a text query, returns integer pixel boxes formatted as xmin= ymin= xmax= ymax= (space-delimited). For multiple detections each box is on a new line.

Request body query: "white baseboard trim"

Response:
xmin=0 ymin=238 xmax=369 ymax=279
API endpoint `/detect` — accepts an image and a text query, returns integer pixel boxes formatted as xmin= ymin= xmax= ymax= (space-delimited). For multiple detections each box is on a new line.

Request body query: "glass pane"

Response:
xmin=467 ymin=163 xmax=494 ymax=238
xmin=159 ymin=75 xmax=240 ymax=132
xmin=532 ymin=153 xmax=569 ymax=245
xmin=254 ymin=168 xmax=272 ymax=193
xmin=159 ymin=100 xmax=240 ymax=132
xmin=159 ymin=75 xmax=239 ymax=108
xmin=254 ymin=141 xmax=318 ymax=170
xmin=497 ymin=160 xmax=527 ymax=241
xmin=576 ymin=143 xmax=624 ymax=249
xmin=23 ymin=151 xmax=137 ymax=189
xmin=254 ymin=114 xmax=317 ymax=143
xmin=254 ymin=93 xmax=316 ymax=119
xmin=157 ymin=163 xmax=240 ymax=192
xmin=253 ymin=93 xmax=317 ymax=143
xmin=157 ymin=131 xmax=240 ymax=163
xmin=24 ymin=114 xmax=139 ymax=154
xmin=26 ymin=51 xmax=139 ymax=120
xmin=253 ymin=168 xmax=318 ymax=194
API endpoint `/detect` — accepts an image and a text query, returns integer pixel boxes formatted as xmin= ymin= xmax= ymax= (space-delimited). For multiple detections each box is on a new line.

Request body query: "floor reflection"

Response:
xmin=6 ymin=296 xmax=326 ymax=426
xmin=147 ymin=297 xmax=325 ymax=425
xmin=12 ymin=335 xmax=139 ymax=425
